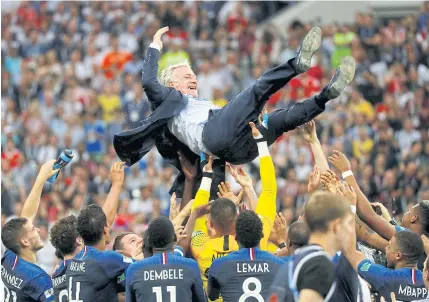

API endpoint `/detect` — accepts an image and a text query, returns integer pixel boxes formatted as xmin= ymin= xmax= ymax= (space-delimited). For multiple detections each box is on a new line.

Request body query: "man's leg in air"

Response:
xmin=202 ymin=27 xmax=322 ymax=155
xmin=262 ymin=56 xmax=356 ymax=146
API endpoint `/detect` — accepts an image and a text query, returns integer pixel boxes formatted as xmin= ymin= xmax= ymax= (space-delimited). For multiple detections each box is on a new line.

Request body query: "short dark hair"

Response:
xmin=147 ymin=216 xmax=175 ymax=249
xmin=50 ymin=215 xmax=79 ymax=256
xmin=77 ymin=205 xmax=107 ymax=246
xmin=304 ymin=192 xmax=351 ymax=233
xmin=395 ymin=231 xmax=425 ymax=264
xmin=418 ymin=200 xmax=429 ymax=236
xmin=235 ymin=210 xmax=263 ymax=248
xmin=210 ymin=198 xmax=237 ymax=232
xmin=1 ymin=217 xmax=28 ymax=254
xmin=288 ymin=221 xmax=310 ymax=247
xmin=143 ymin=230 xmax=153 ymax=258
xmin=113 ymin=232 xmax=134 ymax=251
xmin=55 ymin=249 xmax=64 ymax=260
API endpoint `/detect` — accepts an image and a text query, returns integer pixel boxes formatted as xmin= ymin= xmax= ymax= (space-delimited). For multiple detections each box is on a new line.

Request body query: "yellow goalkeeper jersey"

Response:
xmin=191 ymin=156 xmax=277 ymax=301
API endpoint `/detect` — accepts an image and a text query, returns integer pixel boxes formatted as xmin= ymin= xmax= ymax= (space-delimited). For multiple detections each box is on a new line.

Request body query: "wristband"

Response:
xmin=278 ymin=242 xmax=287 ymax=249
xmin=350 ymin=205 xmax=356 ymax=213
xmin=202 ymin=171 xmax=213 ymax=178
xmin=342 ymin=170 xmax=354 ymax=179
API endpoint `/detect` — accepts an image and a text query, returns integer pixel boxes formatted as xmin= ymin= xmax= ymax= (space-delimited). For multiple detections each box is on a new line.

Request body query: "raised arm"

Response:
xmin=251 ymin=122 xmax=277 ymax=250
xmin=191 ymin=156 xmax=214 ymax=234
xmin=329 ymin=150 xmax=396 ymax=240
xmin=300 ymin=120 xmax=329 ymax=171
xmin=103 ymin=162 xmax=125 ymax=228
xmin=226 ymin=163 xmax=257 ymax=211
xmin=142 ymin=27 xmax=178 ymax=108
xmin=21 ymin=159 xmax=58 ymax=222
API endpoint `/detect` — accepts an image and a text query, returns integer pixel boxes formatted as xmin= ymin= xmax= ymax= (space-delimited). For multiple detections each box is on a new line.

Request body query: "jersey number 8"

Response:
xmin=239 ymin=277 xmax=263 ymax=302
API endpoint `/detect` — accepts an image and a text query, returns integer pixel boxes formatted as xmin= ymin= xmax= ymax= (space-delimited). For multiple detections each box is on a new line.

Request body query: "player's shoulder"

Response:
xmin=52 ymin=260 xmax=68 ymax=278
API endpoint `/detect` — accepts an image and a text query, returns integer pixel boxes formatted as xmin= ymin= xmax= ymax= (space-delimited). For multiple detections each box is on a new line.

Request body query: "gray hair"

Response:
xmin=159 ymin=61 xmax=192 ymax=86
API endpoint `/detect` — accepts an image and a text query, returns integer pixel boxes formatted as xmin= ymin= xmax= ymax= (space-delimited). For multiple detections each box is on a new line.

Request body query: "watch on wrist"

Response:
xmin=278 ymin=242 xmax=287 ymax=249
xmin=389 ymin=219 xmax=397 ymax=226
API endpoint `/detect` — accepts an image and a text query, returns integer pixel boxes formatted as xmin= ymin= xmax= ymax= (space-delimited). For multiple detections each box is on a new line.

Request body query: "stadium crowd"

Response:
xmin=1 ymin=1 xmax=429 ymax=302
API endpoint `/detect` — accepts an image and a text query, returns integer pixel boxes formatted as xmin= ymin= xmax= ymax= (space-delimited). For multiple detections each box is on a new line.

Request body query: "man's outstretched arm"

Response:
xmin=21 ymin=160 xmax=58 ymax=222
xmin=103 ymin=162 xmax=125 ymax=228
xmin=142 ymin=26 xmax=179 ymax=107
xmin=329 ymin=150 xmax=396 ymax=240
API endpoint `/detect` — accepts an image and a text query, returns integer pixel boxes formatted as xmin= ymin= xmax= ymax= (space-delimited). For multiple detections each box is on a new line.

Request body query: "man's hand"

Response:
xmin=110 ymin=161 xmax=125 ymax=187
xmin=299 ymin=120 xmax=318 ymax=143
xmin=152 ymin=27 xmax=169 ymax=50
xmin=320 ymin=169 xmax=340 ymax=193
xmin=269 ymin=213 xmax=288 ymax=246
xmin=178 ymin=151 xmax=198 ymax=180
xmin=328 ymin=150 xmax=352 ymax=174
xmin=217 ymin=181 xmax=244 ymax=206
xmin=37 ymin=159 xmax=60 ymax=182
xmin=308 ymin=165 xmax=321 ymax=194
xmin=203 ymin=155 xmax=213 ymax=173
xmin=336 ymin=182 xmax=357 ymax=206
xmin=193 ymin=202 xmax=212 ymax=217
xmin=249 ymin=122 xmax=261 ymax=138
xmin=371 ymin=202 xmax=392 ymax=222
xmin=227 ymin=163 xmax=253 ymax=189
xmin=380 ymin=293 xmax=397 ymax=302
xmin=169 ymin=192 xmax=180 ymax=221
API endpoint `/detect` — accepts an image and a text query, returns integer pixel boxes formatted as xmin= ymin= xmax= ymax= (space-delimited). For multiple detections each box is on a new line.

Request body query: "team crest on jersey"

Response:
xmin=44 ymin=288 xmax=54 ymax=298
xmin=360 ymin=262 xmax=372 ymax=272
xmin=191 ymin=231 xmax=208 ymax=248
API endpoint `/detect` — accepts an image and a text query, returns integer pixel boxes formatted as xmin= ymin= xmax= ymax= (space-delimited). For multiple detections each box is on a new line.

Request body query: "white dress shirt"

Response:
xmin=149 ymin=44 xmax=218 ymax=155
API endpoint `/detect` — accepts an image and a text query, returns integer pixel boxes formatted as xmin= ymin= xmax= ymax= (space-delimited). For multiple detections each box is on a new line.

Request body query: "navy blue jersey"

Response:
xmin=332 ymin=252 xmax=364 ymax=302
xmin=1 ymin=250 xmax=54 ymax=302
xmin=358 ymin=259 xmax=429 ymax=302
xmin=207 ymin=247 xmax=284 ymax=302
xmin=52 ymin=248 xmax=85 ymax=302
xmin=66 ymin=246 xmax=132 ymax=302
xmin=125 ymin=251 xmax=206 ymax=302
xmin=268 ymin=245 xmax=337 ymax=302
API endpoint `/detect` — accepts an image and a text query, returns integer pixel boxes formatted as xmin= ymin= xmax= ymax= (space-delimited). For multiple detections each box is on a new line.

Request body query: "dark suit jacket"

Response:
xmin=113 ymin=47 xmax=224 ymax=199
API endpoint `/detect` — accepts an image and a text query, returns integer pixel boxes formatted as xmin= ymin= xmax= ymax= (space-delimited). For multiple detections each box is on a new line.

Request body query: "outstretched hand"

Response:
xmin=152 ymin=27 xmax=169 ymax=50
xmin=308 ymin=165 xmax=321 ymax=194
xmin=299 ymin=120 xmax=317 ymax=143
xmin=249 ymin=122 xmax=261 ymax=138
xmin=178 ymin=151 xmax=198 ymax=180
xmin=320 ymin=169 xmax=340 ymax=193
xmin=227 ymin=163 xmax=253 ymax=189
xmin=202 ymin=155 xmax=213 ymax=173
xmin=217 ymin=181 xmax=244 ymax=206
xmin=328 ymin=150 xmax=351 ymax=174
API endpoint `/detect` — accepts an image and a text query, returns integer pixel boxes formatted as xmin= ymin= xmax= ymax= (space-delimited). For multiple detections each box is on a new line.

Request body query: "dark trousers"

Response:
xmin=202 ymin=58 xmax=325 ymax=164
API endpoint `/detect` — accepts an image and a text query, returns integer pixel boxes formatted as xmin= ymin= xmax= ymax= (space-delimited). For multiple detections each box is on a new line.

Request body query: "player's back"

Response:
xmin=191 ymin=233 xmax=239 ymax=286
xmin=66 ymin=246 xmax=132 ymax=302
xmin=358 ymin=259 xmax=429 ymax=302
xmin=126 ymin=252 xmax=206 ymax=302
xmin=1 ymin=250 xmax=54 ymax=302
xmin=208 ymin=247 xmax=284 ymax=302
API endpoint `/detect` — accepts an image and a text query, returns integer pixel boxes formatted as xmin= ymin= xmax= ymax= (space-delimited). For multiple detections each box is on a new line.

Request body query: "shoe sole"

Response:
xmin=298 ymin=26 xmax=322 ymax=71
xmin=331 ymin=56 xmax=356 ymax=95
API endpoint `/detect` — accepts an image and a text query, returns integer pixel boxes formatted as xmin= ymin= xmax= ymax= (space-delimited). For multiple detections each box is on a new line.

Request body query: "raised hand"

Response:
xmin=328 ymin=150 xmax=352 ymax=174
xmin=169 ymin=192 xmax=180 ymax=221
xmin=202 ymin=155 xmax=213 ymax=173
xmin=371 ymin=202 xmax=392 ymax=222
xmin=227 ymin=163 xmax=253 ymax=189
xmin=299 ymin=120 xmax=317 ymax=143
xmin=38 ymin=159 xmax=60 ymax=182
xmin=320 ymin=169 xmax=340 ymax=193
xmin=308 ymin=165 xmax=321 ymax=194
xmin=336 ymin=182 xmax=357 ymax=206
xmin=269 ymin=212 xmax=288 ymax=246
xmin=152 ymin=26 xmax=169 ymax=50
xmin=217 ymin=181 xmax=244 ymax=206
xmin=178 ymin=151 xmax=198 ymax=180
xmin=110 ymin=161 xmax=125 ymax=187
xmin=249 ymin=122 xmax=261 ymax=138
